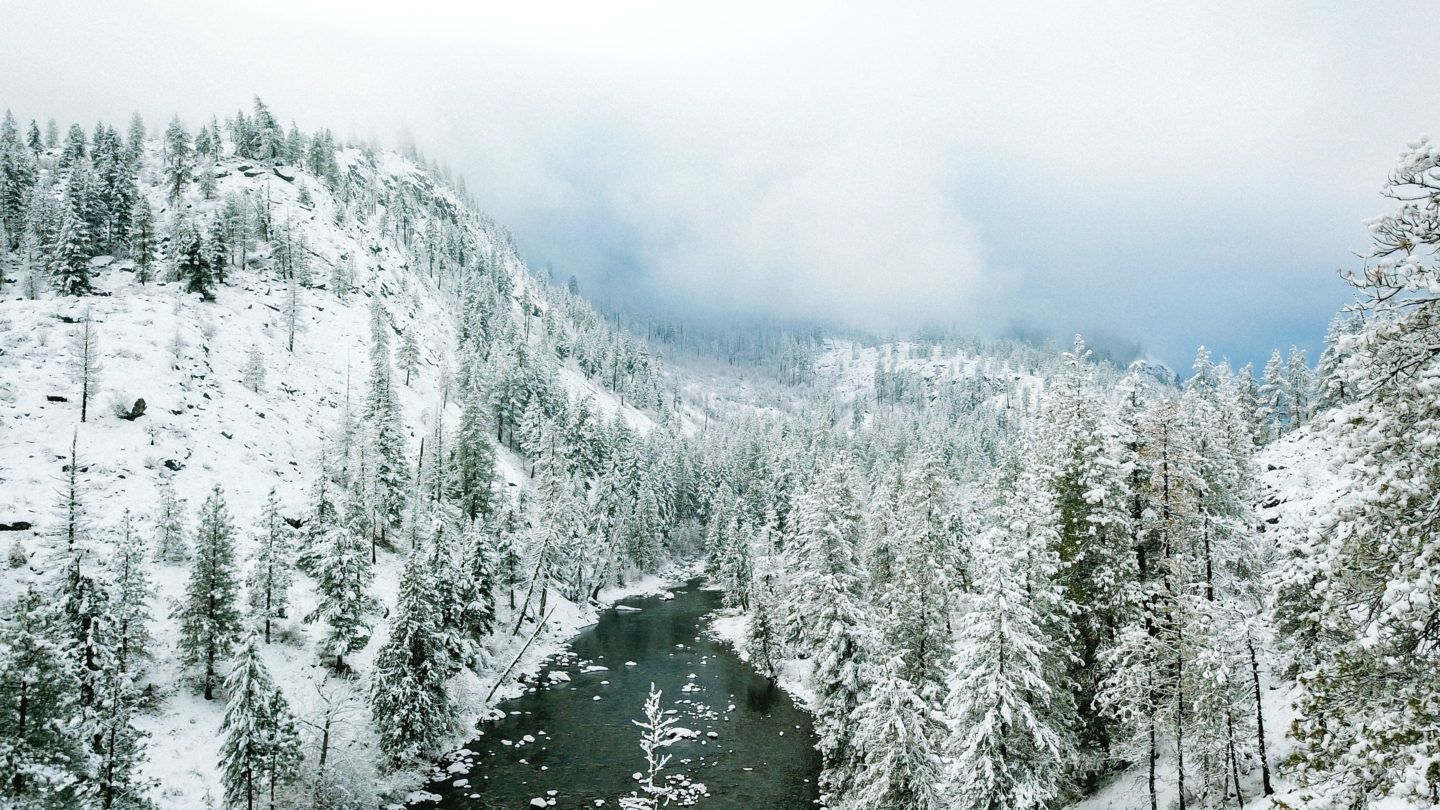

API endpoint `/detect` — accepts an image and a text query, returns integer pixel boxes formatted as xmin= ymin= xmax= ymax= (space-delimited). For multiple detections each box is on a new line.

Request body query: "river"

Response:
xmin=415 ymin=579 xmax=822 ymax=809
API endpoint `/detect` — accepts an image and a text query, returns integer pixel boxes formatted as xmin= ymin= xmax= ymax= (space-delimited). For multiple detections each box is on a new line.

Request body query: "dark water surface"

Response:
xmin=417 ymin=580 xmax=821 ymax=809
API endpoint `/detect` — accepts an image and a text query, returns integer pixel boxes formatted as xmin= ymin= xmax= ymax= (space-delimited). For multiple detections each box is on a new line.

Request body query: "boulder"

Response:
xmin=120 ymin=398 xmax=146 ymax=421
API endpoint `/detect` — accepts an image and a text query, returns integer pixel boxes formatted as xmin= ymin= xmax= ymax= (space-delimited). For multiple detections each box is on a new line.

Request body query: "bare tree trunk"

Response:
xmin=1227 ymin=712 xmax=1245 ymax=809
xmin=512 ymin=541 xmax=549 ymax=636
xmin=1148 ymin=670 xmax=1158 ymax=810
xmin=1248 ymin=635 xmax=1274 ymax=796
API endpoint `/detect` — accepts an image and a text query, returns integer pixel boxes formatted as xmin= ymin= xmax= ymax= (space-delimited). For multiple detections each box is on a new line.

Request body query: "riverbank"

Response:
xmin=409 ymin=578 xmax=822 ymax=808
xmin=708 ymin=610 xmax=819 ymax=713
xmin=391 ymin=561 xmax=703 ymax=807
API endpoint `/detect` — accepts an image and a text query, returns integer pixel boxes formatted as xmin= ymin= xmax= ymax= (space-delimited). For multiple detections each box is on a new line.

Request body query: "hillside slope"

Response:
xmin=0 ymin=125 xmax=667 ymax=807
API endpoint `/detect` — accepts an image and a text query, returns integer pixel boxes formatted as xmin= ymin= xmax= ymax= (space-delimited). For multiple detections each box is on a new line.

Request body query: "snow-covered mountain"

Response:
xmin=1 ymin=115 xmax=674 ymax=807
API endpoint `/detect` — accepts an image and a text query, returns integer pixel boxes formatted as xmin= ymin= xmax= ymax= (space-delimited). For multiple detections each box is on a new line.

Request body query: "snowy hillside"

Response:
xmin=0 ymin=114 xmax=674 ymax=808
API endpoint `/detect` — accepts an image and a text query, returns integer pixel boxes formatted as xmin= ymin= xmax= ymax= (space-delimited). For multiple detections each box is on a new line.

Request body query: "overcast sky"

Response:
xmin=4 ymin=1 xmax=1435 ymax=368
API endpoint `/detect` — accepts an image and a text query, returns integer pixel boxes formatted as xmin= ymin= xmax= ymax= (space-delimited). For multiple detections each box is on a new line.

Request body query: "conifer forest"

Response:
xmin=2 ymin=4 xmax=1439 ymax=809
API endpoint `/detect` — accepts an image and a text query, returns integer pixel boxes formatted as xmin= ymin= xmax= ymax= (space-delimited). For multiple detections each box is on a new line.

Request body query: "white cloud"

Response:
xmin=3 ymin=0 xmax=1436 ymax=360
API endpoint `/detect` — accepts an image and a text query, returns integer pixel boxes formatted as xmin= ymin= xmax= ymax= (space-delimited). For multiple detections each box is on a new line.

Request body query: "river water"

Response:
xmin=416 ymin=579 xmax=822 ymax=809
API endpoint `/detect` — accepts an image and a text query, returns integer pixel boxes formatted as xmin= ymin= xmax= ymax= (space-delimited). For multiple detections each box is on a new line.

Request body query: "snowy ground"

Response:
xmin=707 ymin=609 xmax=818 ymax=713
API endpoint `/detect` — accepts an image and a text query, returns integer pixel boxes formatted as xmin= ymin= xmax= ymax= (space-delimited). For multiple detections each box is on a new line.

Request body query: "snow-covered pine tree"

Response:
xmin=398 ymin=328 xmax=419 ymax=386
xmin=0 ymin=586 xmax=91 ymax=805
xmin=242 ymin=345 xmax=266 ymax=393
xmin=847 ymin=653 xmax=944 ymax=810
xmin=1283 ymin=346 xmax=1314 ymax=427
xmin=49 ymin=553 xmax=112 ymax=746
xmin=1274 ymin=137 xmax=1440 ymax=807
xmin=1259 ymin=349 xmax=1288 ymax=438
xmin=945 ymin=470 xmax=1075 ymax=810
xmin=107 ymin=510 xmax=153 ymax=675
xmin=449 ymin=377 xmax=498 ymax=523
xmin=1042 ymin=338 xmax=1135 ymax=771
xmin=328 ymin=254 xmax=354 ymax=300
xmin=461 ymin=519 xmax=498 ymax=640
xmin=889 ymin=447 xmax=959 ymax=702
xmin=129 ymin=198 xmax=157 ymax=285
xmin=247 ymin=489 xmax=292 ymax=645
xmin=55 ymin=432 xmax=89 ymax=553
xmin=152 ymin=473 xmax=188 ymax=562
xmin=283 ymin=272 xmax=301 ymax=352
xmin=294 ymin=464 xmax=338 ymax=576
xmin=219 ymin=636 xmax=302 ymax=810
xmin=787 ymin=455 xmax=870 ymax=802
xmin=424 ymin=521 xmax=477 ymax=675
xmin=1315 ymin=313 xmax=1361 ymax=410
xmin=173 ymin=221 xmax=214 ymax=300
xmin=362 ymin=299 xmax=410 ymax=540
xmin=304 ymin=518 xmax=375 ymax=673
xmin=714 ymin=506 xmax=751 ymax=611
xmin=745 ymin=558 xmax=779 ymax=679
xmin=162 ymin=116 xmax=191 ymax=203
xmin=93 ymin=658 xmax=152 ymax=810
xmin=1233 ymin=362 xmax=1267 ymax=446
xmin=368 ymin=548 xmax=455 ymax=767
xmin=176 ymin=485 xmax=243 ymax=700
xmin=48 ymin=197 xmax=93 ymax=295
xmin=1181 ymin=351 xmax=1263 ymax=805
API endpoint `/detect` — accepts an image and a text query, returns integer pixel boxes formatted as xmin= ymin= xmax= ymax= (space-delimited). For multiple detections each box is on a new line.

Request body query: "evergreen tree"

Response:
xmin=124 ymin=114 xmax=145 ymax=166
xmin=55 ymin=432 xmax=88 ymax=552
xmin=152 ymin=474 xmax=188 ymax=562
xmin=176 ymin=486 xmax=243 ymax=700
xmin=449 ymin=378 xmax=498 ymax=523
xmin=174 ymin=221 xmax=214 ymax=300
xmin=1274 ymin=139 xmax=1440 ymax=806
xmin=129 ymin=199 xmax=157 ymax=285
xmin=461 ymin=520 xmax=498 ymax=640
xmin=367 ymin=549 xmax=454 ymax=766
xmin=283 ymin=272 xmax=301 ymax=352
xmin=163 ymin=116 xmax=191 ymax=203
xmin=48 ymin=200 xmax=93 ymax=295
xmin=745 ymin=557 xmax=779 ymax=679
xmin=1259 ymin=349 xmax=1288 ymax=438
xmin=50 ymin=553 xmax=110 ymax=742
xmin=846 ymin=654 xmax=944 ymax=810
xmin=242 ymin=345 xmax=266 ymax=393
xmin=0 ymin=587 xmax=91 ymax=806
xmin=304 ymin=521 xmax=375 ymax=673
xmin=889 ymin=448 xmax=959 ymax=701
xmin=1283 ymin=345 xmax=1314 ymax=427
xmin=219 ymin=637 xmax=302 ymax=810
xmin=107 ymin=511 xmax=153 ymax=675
xmin=1 ymin=115 xmax=38 ymax=242
xmin=362 ymin=300 xmax=409 ymax=538
xmin=398 ymin=329 xmax=419 ymax=386
xmin=59 ymin=123 xmax=87 ymax=169
xmin=788 ymin=455 xmax=870 ymax=802
xmin=944 ymin=500 xmax=1074 ymax=810
xmin=247 ymin=489 xmax=292 ymax=645
xmin=93 ymin=655 xmax=153 ymax=809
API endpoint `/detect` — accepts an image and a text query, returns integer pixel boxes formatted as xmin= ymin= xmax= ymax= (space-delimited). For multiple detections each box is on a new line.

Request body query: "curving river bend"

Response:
xmin=415 ymin=579 xmax=822 ymax=809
